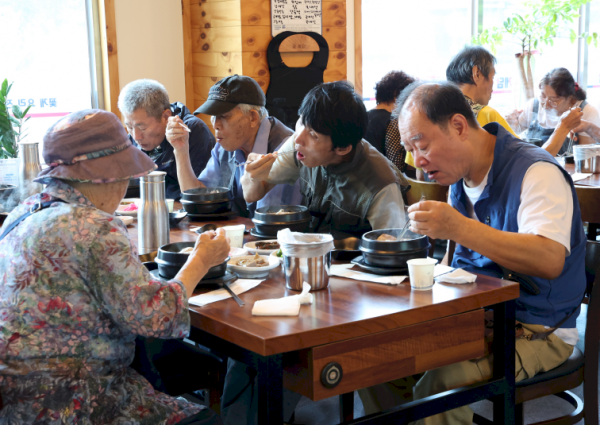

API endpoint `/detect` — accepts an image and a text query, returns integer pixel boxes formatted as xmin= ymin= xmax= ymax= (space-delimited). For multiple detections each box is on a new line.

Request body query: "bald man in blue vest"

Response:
xmin=359 ymin=81 xmax=586 ymax=424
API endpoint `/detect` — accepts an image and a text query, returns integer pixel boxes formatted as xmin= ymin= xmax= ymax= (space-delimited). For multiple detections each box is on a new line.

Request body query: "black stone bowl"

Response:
xmin=156 ymin=241 xmax=229 ymax=280
xmin=181 ymin=187 xmax=233 ymax=215
xmin=169 ymin=210 xmax=188 ymax=226
xmin=251 ymin=205 xmax=311 ymax=237
xmin=360 ymin=228 xmax=430 ymax=268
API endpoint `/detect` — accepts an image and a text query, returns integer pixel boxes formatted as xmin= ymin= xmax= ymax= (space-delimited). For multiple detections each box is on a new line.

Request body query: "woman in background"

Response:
xmin=364 ymin=71 xmax=415 ymax=160
xmin=506 ymin=67 xmax=599 ymax=156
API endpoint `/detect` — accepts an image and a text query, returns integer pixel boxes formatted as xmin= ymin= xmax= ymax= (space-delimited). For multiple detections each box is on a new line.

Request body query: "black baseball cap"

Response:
xmin=194 ymin=75 xmax=266 ymax=116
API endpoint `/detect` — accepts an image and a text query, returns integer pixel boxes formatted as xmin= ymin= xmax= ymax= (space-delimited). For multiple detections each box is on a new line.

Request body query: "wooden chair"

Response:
xmin=575 ymin=185 xmax=600 ymax=240
xmin=474 ymin=240 xmax=600 ymax=425
xmin=403 ymin=174 xmax=449 ymax=257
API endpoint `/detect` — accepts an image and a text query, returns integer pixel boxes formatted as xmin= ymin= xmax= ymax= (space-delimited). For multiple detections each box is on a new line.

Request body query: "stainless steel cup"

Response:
xmin=138 ymin=171 xmax=169 ymax=254
xmin=18 ymin=142 xmax=43 ymax=197
xmin=575 ymin=157 xmax=598 ymax=173
xmin=283 ymin=252 xmax=331 ymax=291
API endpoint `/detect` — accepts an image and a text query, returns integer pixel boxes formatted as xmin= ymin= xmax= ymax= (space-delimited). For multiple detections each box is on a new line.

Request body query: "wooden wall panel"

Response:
xmin=191 ymin=27 xmax=242 ymax=52
xmin=354 ymin=0 xmax=362 ymax=95
xmin=190 ymin=1 xmax=241 ymax=28
xmin=182 ymin=0 xmax=195 ymax=107
xmin=322 ymin=2 xmax=346 ymax=27
xmin=192 ymin=52 xmax=243 ymax=77
xmin=242 ymin=26 xmax=346 ymax=52
xmin=240 ymin=0 xmax=271 ymax=25
xmin=193 ymin=76 xmax=228 ymax=101
xmin=241 ymin=51 xmax=270 ymax=78
xmin=100 ymin=0 xmax=120 ymax=118
xmin=184 ymin=0 xmax=348 ymax=135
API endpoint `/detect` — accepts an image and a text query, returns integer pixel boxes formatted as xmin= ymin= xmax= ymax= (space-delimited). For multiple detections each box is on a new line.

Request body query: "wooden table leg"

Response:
xmin=256 ymin=353 xmax=284 ymax=425
xmin=339 ymin=392 xmax=354 ymax=422
xmin=491 ymin=300 xmax=516 ymax=424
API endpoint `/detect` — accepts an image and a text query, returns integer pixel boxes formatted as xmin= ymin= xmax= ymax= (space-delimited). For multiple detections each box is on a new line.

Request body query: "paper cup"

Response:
xmin=166 ymin=199 xmax=174 ymax=213
xmin=407 ymin=258 xmax=438 ymax=291
xmin=222 ymin=224 xmax=245 ymax=248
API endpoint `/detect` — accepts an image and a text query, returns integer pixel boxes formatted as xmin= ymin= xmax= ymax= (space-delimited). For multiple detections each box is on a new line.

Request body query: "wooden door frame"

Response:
xmin=354 ymin=0 xmax=362 ymax=96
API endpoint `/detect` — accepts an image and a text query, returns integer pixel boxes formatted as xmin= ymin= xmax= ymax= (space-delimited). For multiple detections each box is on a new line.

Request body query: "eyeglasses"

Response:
xmin=539 ymin=94 xmax=564 ymax=108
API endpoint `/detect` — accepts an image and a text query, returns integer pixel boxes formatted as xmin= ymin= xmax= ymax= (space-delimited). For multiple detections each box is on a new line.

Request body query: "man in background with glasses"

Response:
xmin=118 ymin=79 xmax=215 ymax=200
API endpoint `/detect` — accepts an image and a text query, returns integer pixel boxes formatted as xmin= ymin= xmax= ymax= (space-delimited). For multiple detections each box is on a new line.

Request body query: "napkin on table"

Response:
xmin=330 ymin=264 xmax=407 ymax=285
xmin=435 ymin=268 xmax=477 ymax=284
xmin=188 ymin=279 xmax=263 ymax=307
xmin=570 ymin=173 xmax=592 ymax=182
xmin=252 ymin=282 xmax=314 ymax=316
xmin=434 ymin=264 xmax=455 ymax=277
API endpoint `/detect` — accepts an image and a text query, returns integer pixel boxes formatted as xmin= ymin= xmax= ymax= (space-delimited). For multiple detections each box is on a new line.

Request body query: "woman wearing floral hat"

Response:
xmin=0 ymin=110 xmax=229 ymax=424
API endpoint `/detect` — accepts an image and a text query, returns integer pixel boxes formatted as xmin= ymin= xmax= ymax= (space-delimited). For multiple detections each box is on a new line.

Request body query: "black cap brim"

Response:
xmin=193 ymin=99 xmax=239 ymax=116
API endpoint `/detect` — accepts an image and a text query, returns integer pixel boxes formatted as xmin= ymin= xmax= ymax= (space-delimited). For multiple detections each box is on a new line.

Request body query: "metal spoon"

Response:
xmin=398 ymin=195 xmax=426 ymax=240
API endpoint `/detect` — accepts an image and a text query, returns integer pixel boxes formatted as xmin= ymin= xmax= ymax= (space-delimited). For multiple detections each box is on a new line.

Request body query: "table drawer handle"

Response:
xmin=321 ymin=362 xmax=343 ymax=389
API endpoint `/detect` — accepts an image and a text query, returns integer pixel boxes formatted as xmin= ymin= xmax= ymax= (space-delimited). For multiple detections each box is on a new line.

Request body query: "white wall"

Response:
xmin=113 ymin=0 xmax=187 ymax=104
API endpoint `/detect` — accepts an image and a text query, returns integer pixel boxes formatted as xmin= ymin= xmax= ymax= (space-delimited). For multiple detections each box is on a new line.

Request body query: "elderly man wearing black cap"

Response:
xmin=166 ymin=74 xmax=301 ymax=217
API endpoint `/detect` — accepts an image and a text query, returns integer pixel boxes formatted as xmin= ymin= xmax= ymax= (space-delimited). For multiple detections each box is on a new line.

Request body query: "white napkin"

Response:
xmin=330 ymin=264 xmax=407 ymax=285
xmin=252 ymin=282 xmax=314 ymax=316
xmin=570 ymin=173 xmax=592 ymax=182
xmin=434 ymin=264 xmax=455 ymax=277
xmin=435 ymin=268 xmax=477 ymax=284
xmin=188 ymin=279 xmax=263 ymax=307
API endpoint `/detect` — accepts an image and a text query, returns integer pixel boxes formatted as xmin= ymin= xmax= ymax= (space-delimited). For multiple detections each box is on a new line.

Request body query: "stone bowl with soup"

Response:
xmin=180 ymin=187 xmax=233 ymax=215
xmin=251 ymin=205 xmax=311 ymax=237
xmin=156 ymin=241 xmax=230 ymax=279
xmin=359 ymin=228 xmax=430 ymax=268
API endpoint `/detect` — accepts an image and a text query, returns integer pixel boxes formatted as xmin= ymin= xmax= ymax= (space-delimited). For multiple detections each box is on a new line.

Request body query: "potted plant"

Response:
xmin=0 ymin=78 xmax=31 ymax=159
xmin=0 ymin=78 xmax=30 ymax=212
xmin=473 ymin=0 xmax=598 ymax=100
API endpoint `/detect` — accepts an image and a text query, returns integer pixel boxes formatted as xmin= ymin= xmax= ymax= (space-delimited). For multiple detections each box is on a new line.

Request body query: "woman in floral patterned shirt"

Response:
xmin=0 ymin=110 xmax=229 ymax=424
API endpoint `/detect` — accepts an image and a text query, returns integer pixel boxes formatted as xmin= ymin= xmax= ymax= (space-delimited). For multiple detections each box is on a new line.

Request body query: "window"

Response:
xmin=483 ymin=0 xmax=579 ymax=115
xmin=362 ymin=0 xmax=472 ymax=110
xmin=0 ymin=0 xmax=93 ymax=151
xmin=587 ymin=0 xmax=600 ymax=109
xmin=361 ymin=1 xmax=596 ymax=116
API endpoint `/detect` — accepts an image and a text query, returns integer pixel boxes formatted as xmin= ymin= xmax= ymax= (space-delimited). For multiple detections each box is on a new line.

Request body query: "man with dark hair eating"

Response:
xmin=241 ymin=80 xmax=407 ymax=239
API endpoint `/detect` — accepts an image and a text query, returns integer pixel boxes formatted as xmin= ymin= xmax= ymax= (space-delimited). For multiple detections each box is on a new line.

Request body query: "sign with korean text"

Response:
xmin=271 ymin=0 xmax=322 ymax=37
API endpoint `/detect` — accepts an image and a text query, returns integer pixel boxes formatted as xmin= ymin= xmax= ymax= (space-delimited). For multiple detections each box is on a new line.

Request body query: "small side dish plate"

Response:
xmin=227 ymin=254 xmax=280 ymax=278
xmin=243 ymin=240 xmax=280 ymax=255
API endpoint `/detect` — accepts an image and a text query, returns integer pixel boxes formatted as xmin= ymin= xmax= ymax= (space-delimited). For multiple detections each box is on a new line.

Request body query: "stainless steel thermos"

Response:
xmin=19 ymin=141 xmax=43 ymax=197
xmin=138 ymin=171 xmax=169 ymax=254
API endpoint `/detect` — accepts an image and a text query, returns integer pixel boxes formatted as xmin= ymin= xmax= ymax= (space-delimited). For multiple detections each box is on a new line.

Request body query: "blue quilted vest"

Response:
xmin=450 ymin=123 xmax=586 ymax=328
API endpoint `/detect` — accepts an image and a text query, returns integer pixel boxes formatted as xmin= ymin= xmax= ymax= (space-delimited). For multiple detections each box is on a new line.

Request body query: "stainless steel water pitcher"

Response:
xmin=19 ymin=142 xmax=43 ymax=197
xmin=138 ymin=171 xmax=169 ymax=254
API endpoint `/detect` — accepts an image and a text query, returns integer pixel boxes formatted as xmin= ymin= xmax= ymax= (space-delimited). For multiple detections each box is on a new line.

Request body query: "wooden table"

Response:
xmin=561 ymin=161 xmax=600 ymax=187
xmin=127 ymin=210 xmax=520 ymax=424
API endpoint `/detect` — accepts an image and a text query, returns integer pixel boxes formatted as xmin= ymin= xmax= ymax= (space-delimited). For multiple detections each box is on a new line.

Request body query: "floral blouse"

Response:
xmin=0 ymin=180 xmax=202 ymax=424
